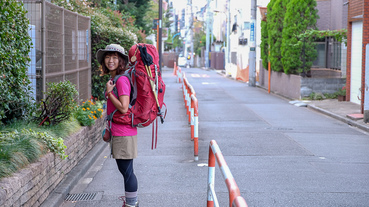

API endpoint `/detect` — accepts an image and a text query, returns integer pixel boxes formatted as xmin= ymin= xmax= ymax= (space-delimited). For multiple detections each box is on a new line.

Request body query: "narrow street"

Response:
xmin=59 ymin=67 xmax=369 ymax=207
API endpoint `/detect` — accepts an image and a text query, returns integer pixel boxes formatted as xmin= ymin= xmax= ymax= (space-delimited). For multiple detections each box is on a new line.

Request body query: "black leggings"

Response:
xmin=115 ymin=159 xmax=138 ymax=192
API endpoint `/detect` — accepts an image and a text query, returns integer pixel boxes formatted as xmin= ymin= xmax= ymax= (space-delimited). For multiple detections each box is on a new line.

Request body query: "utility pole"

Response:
xmin=249 ymin=0 xmax=256 ymax=87
xmin=190 ymin=0 xmax=194 ymax=67
xmin=205 ymin=0 xmax=210 ymax=68
xmin=159 ymin=0 xmax=163 ymax=71
xmin=227 ymin=0 xmax=231 ymax=65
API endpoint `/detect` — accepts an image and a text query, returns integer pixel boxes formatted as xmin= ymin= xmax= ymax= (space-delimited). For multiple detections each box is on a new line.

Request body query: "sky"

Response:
xmin=170 ymin=0 xmax=208 ymax=12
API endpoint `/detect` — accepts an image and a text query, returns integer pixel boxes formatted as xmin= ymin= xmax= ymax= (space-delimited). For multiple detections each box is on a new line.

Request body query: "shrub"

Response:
xmin=268 ymin=0 xmax=290 ymax=72
xmin=281 ymin=0 xmax=319 ymax=75
xmin=0 ymin=130 xmax=43 ymax=178
xmin=0 ymin=0 xmax=36 ymax=124
xmin=260 ymin=20 xmax=269 ymax=70
xmin=335 ymin=86 xmax=346 ymax=96
xmin=23 ymin=129 xmax=68 ymax=160
xmin=74 ymin=99 xmax=104 ymax=126
xmin=37 ymin=81 xmax=78 ymax=126
xmin=0 ymin=128 xmax=68 ymax=178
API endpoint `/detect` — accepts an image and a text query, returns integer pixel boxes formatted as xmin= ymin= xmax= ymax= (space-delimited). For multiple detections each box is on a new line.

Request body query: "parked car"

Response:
xmin=178 ymin=54 xmax=186 ymax=67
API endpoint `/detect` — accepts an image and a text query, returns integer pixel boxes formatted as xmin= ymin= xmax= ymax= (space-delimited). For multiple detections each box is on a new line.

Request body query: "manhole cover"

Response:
xmin=65 ymin=192 xmax=97 ymax=201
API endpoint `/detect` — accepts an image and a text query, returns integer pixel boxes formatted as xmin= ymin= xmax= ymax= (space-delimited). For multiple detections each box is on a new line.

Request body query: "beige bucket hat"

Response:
xmin=96 ymin=44 xmax=128 ymax=64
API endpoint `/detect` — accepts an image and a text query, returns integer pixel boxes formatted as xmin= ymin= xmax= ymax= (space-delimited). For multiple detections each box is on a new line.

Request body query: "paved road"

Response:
xmin=59 ymin=67 xmax=369 ymax=207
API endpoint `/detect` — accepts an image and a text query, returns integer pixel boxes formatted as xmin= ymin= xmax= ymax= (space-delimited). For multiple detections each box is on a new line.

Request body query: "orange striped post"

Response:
xmin=232 ymin=196 xmax=248 ymax=207
xmin=207 ymin=143 xmax=216 ymax=207
xmin=191 ymin=94 xmax=198 ymax=161
xmin=207 ymin=140 xmax=248 ymax=207
xmin=182 ymin=72 xmax=187 ymax=105
xmin=187 ymin=84 xmax=195 ymax=124
xmin=173 ymin=62 xmax=177 ymax=76
xmin=177 ymin=67 xmax=182 ymax=83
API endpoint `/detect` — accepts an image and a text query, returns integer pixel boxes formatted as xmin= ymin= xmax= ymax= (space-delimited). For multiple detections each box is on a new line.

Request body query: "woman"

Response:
xmin=96 ymin=44 xmax=139 ymax=207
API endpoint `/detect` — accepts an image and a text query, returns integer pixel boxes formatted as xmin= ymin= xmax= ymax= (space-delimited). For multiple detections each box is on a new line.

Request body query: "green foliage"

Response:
xmin=146 ymin=39 xmax=154 ymax=45
xmin=193 ymin=26 xmax=206 ymax=57
xmin=309 ymin=92 xmax=324 ymax=100
xmin=281 ymin=0 xmax=319 ymax=74
xmin=90 ymin=8 xmax=137 ymax=100
xmin=335 ymin=86 xmax=346 ymax=96
xmin=268 ymin=0 xmax=290 ymax=72
xmin=0 ymin=130 xmax=44 ymax=178
xmin=308 ymin=91 xmax=344 ymax=100
xmin=261 ymin=0 xmax=275 ymax=70
xmin=0 ymin=0 xmax=36 ymax=124
xmin=22 ymin=129 xmax=68 ymax=160
xmin=323 ymin=93 xmax=337 ymax=99
xmin=260 ymin=20 xmax=269 ymax=70
xmin=0 ymin=128 xmax=68 ymax=178
xmin=117 ymin=0 xmax=152 ymax=33
xmin=74 ymin=99 xmax=104 ymax=126
xmin=37 ymin=81 xmax=78 ymax=126
xmin=51 ymin=0 xmax=138 ymax=100
xmin=300 ymin=29 xmax=347 ymax=46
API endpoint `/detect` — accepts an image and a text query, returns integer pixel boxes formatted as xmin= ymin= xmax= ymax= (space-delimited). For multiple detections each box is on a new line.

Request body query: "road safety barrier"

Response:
xmin=207 ymin=140 xmax=248 ymax=207
xmin=175 ymin=66 xmax=199 ymax=161
xmin=173 ymin=62 xmax=182 ymax=83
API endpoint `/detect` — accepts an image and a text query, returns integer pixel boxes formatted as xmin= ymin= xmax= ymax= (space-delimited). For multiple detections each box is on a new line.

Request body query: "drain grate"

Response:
xmin=65 ymin=192 xmax=97 ymax=201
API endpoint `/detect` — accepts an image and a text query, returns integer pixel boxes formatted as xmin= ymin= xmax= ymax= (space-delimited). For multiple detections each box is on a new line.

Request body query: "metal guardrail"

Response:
xmin=207 ymin=140 xmax=248 ymax=207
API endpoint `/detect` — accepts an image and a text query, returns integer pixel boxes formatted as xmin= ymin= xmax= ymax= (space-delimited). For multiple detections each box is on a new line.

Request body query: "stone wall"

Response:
xmin=0 ymin=117 xmax=104 ymax=207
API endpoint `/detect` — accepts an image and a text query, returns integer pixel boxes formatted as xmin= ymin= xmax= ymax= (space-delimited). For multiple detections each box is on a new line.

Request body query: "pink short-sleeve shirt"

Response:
xmin=107 ymin=76 xmax=137 ymax=136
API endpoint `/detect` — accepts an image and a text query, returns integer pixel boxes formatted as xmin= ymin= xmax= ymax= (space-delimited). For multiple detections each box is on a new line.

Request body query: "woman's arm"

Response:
xmin=106 ymin=79 xmax=130 ymax=114
xmin=107 ymin=92 xmax=129 ymax=114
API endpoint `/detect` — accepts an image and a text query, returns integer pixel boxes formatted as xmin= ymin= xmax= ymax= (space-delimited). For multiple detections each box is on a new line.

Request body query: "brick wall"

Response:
xmin=0 ymin=117 xmax=104 ymax=207
xmin=347 ymin=0 xmax=365 ymax=111
xmin=348 ymin=0 xmax=364 ymax=21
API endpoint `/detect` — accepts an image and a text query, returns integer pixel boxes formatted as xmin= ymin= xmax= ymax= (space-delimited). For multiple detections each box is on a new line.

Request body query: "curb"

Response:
xmin=41 ymin=140 xmax=107 ymax=207
xmin=307 ymin=104 xmax=369 ymax=133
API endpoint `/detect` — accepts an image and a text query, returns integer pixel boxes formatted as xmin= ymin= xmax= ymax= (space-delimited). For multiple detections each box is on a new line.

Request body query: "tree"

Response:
xmin=51 ymin=0 xmax=138 ymax=100
xmin=268 ymin=0 xmax=290 ymax=72
xmin=118 ymin=0 xmax=153 ymax=33
xmin=281 ymin=0 xmax=319 ymax=74
xmin=0 ymin=0 xmax=35 ymax=124
xmin=260 ymin=0 xmax=277 ymax=70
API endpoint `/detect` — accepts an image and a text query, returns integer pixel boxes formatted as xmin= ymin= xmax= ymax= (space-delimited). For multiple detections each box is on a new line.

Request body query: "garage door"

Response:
xmin=350 ymin=21 xmax=363 ymax=104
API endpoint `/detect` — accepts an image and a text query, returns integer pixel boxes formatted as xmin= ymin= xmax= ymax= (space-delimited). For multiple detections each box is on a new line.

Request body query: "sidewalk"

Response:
xmin=306 ymin=99 xmax=369 ymax=133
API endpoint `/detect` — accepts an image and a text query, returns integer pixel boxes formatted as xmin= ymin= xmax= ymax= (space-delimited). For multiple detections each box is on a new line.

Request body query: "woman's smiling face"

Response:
xmin=104 ymin=52 xmax=119 ymax=71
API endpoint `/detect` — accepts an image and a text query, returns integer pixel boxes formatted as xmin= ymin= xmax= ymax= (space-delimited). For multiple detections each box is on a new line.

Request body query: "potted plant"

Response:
xmin=336 ymin=86 xmax=346 ymax=101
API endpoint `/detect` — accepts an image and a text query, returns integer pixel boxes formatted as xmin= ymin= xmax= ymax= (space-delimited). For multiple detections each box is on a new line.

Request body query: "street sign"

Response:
xmin=250 ymin=20 xmax=255 ymax=48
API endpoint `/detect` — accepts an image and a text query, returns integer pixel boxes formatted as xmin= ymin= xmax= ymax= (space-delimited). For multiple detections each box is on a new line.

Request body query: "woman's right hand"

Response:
xmin=106 ymin=80 xmax=115 ymax=93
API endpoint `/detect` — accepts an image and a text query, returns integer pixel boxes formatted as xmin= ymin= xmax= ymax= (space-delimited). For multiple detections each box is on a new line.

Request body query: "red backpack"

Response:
xmin=106 ymin=44 xmax=166 ymax=148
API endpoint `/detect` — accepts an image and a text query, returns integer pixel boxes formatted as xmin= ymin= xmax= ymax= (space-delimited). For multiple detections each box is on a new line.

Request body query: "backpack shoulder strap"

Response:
xmin=111 ymin=72 xmax=137 ymax=107
xmin=112 ymin=74 xmax=123 ymax=98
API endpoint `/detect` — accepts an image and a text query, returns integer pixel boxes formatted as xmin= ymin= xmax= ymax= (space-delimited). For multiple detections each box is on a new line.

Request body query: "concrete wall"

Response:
xmin=259 ymin=66 xmax=301 ymax=99
xmin=300 ymin=77 xmax=346 ymax=97
xmin=259 ymin=63 xmax=346 ymax=99
xmin=0 ymin=117 xmax=104 ymax=207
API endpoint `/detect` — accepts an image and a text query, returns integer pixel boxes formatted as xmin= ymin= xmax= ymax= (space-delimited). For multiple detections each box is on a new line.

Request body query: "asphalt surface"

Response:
xmin=44 ymin=67 xmax=369 ymax=207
